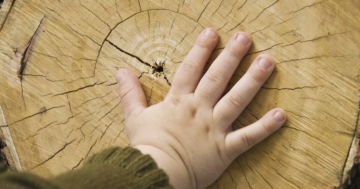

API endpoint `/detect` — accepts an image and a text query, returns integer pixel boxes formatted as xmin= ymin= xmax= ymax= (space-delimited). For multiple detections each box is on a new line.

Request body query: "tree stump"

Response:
xmin=0 ymin=0 xmax=359 ymax=188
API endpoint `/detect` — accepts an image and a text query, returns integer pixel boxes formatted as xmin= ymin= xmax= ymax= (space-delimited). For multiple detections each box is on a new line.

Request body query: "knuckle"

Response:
xmin=241 ymin=133 xmax=255 ymax=148
xmin=248 ymin=71 xmax=265 ymax=83
xmin=260 ymin=121 xmax=272 ymax=134
xmin=181 ymin=59 xmax=198 ymax=72
xmin=166 ymin=94 xmax=181 ymax=105
xmin=120 ymin=85 xmax=134 ymax=100
xmin=206 ymin=70 xmax=222 ymax=85
xmin=227 ymin=92 xmax=245 ymax=108
xmin=225 ymin=46 xmax=242 ymax=58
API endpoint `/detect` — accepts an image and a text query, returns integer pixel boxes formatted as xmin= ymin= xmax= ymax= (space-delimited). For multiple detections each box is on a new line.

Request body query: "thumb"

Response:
xmin=225 ymin=108 xmax=286 ymax=160
xmin=116 ymin=69 xmax=147 ymax=119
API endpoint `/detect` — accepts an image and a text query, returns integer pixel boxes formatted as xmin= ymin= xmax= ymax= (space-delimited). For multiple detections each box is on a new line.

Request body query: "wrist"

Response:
xmin=134 ymin=145 xmax=193 ymax=189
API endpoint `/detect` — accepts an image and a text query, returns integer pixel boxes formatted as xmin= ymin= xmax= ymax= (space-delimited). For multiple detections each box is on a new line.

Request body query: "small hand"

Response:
xmin=116 ymin=28 xmax=286 ymax=189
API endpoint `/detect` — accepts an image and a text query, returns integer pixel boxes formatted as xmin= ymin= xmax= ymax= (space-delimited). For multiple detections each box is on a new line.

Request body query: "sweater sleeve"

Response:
xmin=0 ymin=147 xmax=174 ymax=189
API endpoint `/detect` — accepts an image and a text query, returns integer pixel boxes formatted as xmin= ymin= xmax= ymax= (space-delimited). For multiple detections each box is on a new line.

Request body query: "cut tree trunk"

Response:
xmin=0 ymin=0 xmax=359 ymax=188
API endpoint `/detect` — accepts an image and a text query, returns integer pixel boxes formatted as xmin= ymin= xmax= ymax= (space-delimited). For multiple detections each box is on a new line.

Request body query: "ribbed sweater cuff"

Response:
xmin=84 ymin=147 xmax=172 ymax=188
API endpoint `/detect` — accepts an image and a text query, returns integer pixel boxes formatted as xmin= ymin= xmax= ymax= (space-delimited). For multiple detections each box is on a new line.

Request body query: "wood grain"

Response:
xmin=0 ymin=0 xmax=359 ymax=188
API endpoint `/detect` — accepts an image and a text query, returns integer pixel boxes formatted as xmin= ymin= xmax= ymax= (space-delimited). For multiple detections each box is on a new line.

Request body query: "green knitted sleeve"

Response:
xmin=0 ymin=147 xmax=174 ymax=189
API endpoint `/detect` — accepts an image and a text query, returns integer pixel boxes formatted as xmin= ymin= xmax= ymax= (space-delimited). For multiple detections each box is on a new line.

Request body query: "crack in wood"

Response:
xmin=99 ymin=120 xmax=115 ymax=141
xmin=236 ymin=159 xmax=253 ymax=189
xmin=18 ymin=17 xmax=45 ymax=81
xmin=52 ymin=81 xmax=106 ymax=96
xmin=98 ymin=100 xmax=121 ymax=121
xmin=0 ymin=0 xmax=15 ymax=31
xmin=106 ymin=40 xmax=152 ymax=67
xmin=197 ymin=0 xmax=211 ymax=22
xmin=29 ymin=139 xmax=75 ymax=170
xmin=247 ymin=43 xmax=282 ymax=55
xmin=227 ymin=13 xmax=248 ymax=33
xmin=340 ymin=94 xmax=360 ymax=184
xmin=261 ymin=86 xmax=319 ymax=91
xmin=269 ymin=166 xmax=299 ymax=188
xmin=83 ymin=139 xmax=98 ymax=160
xmin=292 ymin=0 xmax=328 ymax=14
xmin=0 ymin=105 xmax=66 ymax=127
xmin=79 ymin=2 xmax=111 ymax=30
xmin=249 ymin=0 xmax=279 ymax=23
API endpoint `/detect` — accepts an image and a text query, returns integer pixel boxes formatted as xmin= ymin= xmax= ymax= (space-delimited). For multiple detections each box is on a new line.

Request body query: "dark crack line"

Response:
xmin=113 ymin=118 xmax=125 ymax=143
xmin=74 ymin=91 xmax=112 ymax=109
xmin=76 ymin=119 xmax=92 ymax=139
xmin=106 ymin=40 xmax=152 ymax=68
xmin=56 ymin=113 xmax=80 ymax=125
xmin=197 ymin=0 xmax=211 ymax=21
xmin=67 ymin=94 xmax=73 ymax=115
xmin=99 ymin=120 xmax=115 ymax=140
xmin=261 ymin=85 xmax=318 ymax=90
xmin=210 ymin=0 xmax=224 ymax=18
xmin=36 ymin=121 xmax=57 ymax=132
xmin=114 ymin=0 xmax=122 ymax=20
xmin=29 ymin=139 xmax=75 ymax=170
xmin=163 ymin=73 xmax=172 ymax=86
xmin=256 ymin=170 xmax=274 ymax=189
xmin=0 ymin=106 xmax=65 ymax=127
xmin=18 ymin=17 xmax=45 ymax=81
xmin=247 ymin=43 xmax=282 ymax=55
xmin=237 ymin=0 xmax=248 ymax=11
xmin=138 ymin=0 xmax=142 ymax=11
xmin=275 ymin=17 xmax=294 ymax=26
xmin=217 ymin=21 xmax=229 ymax=31
xmin=227 ymin=13 xmax=248 ymax=33
xmin=284 ymin=110 xmax=314 ymax=120
xmin=246 ymin=107 xmax=260 ymax=120
xmin=98 ymin=100 xmax=121 ymax=121
xmin=292 ymin=0 xmax=328 ymax=14
xmin=71 ymin=158 xmax=84 ymax=170
xmin=280 ymin=28 xmax=300 ymax=37
xmin=278 ymin=55 xmax=348 ymax=64
xmin=22 ymin=74 xmax=64 ymax=82
xmin=225 ymin=1 xmax=237 ymax=18
xmin=236 ymin=159 xmax=253 ymax=189
xmin=283 ymin=126 xmax=325 ymax=143
xmin=0 ymin=0 xmax=16 ymax=31
xmin=53 ymin=81 xmax=106 ymax=96
xmin=79 ymin=2 xmax=111 ymax=29
xmin=282 ymin=32 xmax=348 ymax=47
xmin=69 ymin=26 xmax=101 ymax=46
xmin=250 ymin=22 xmax=273 ymax=35
xmin=249 ymin=0 xmax=279 ymax=23
xmin=340 ymin=94 xmax=360 ymax=183
xmin=93 ymin=9 xmax=205 ymax=76
xmin=83 ymin=139 xmax=98 ymax=160
xmin=269 ymin=166 xmax=299 ymax=188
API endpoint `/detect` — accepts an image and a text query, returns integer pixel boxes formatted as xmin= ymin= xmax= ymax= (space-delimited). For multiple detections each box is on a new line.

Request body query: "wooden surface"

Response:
xmin=0 ymin=0 xmax=359 ymax=188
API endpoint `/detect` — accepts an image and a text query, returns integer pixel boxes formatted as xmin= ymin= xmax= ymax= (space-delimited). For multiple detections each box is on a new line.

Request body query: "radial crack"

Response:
xmin=29 ymin=139 xmax=75 ymax=170
xmin=249 ymin=0 xmax=279 ymax=23
xmin=106 ymin=40 xmax=152 ymax=68
xmin=18 ymin=17 xmax=45 ymax=81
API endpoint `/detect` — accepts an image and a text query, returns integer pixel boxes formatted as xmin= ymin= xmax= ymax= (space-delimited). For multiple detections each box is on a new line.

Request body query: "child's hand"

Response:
xmin=115 ymin=28 xmax=286 ymax=189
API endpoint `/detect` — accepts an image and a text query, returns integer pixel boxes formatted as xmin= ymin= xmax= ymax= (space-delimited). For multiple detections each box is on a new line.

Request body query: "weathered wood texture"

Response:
xmin=0 ymin=0 xmax=359 ymax=188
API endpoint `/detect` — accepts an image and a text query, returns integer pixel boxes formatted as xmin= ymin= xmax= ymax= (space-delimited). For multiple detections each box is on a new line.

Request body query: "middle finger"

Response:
xmin=195 ymin=32 xmax=252 ymax=107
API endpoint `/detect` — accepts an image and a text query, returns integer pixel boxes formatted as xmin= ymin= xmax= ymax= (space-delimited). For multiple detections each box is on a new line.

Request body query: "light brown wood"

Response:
xmin=0 ymin=0 xmax=359 ymax=188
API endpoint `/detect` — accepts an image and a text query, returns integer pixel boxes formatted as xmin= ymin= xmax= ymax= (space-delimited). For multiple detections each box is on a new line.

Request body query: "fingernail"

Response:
xmin=257 ymin=58 xmax=272 ymax=70
xmin=204 ymin=28 xmax=217 ymax=39
xmin=235 ymin=33 xmax=250 ymax=45
xmin=274 ymin=111 xmax=285 ymax=122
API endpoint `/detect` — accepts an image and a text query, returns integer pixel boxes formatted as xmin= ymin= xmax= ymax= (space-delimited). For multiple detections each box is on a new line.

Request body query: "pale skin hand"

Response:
xmin=115 ymin=28 xmax=286 ymax=189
